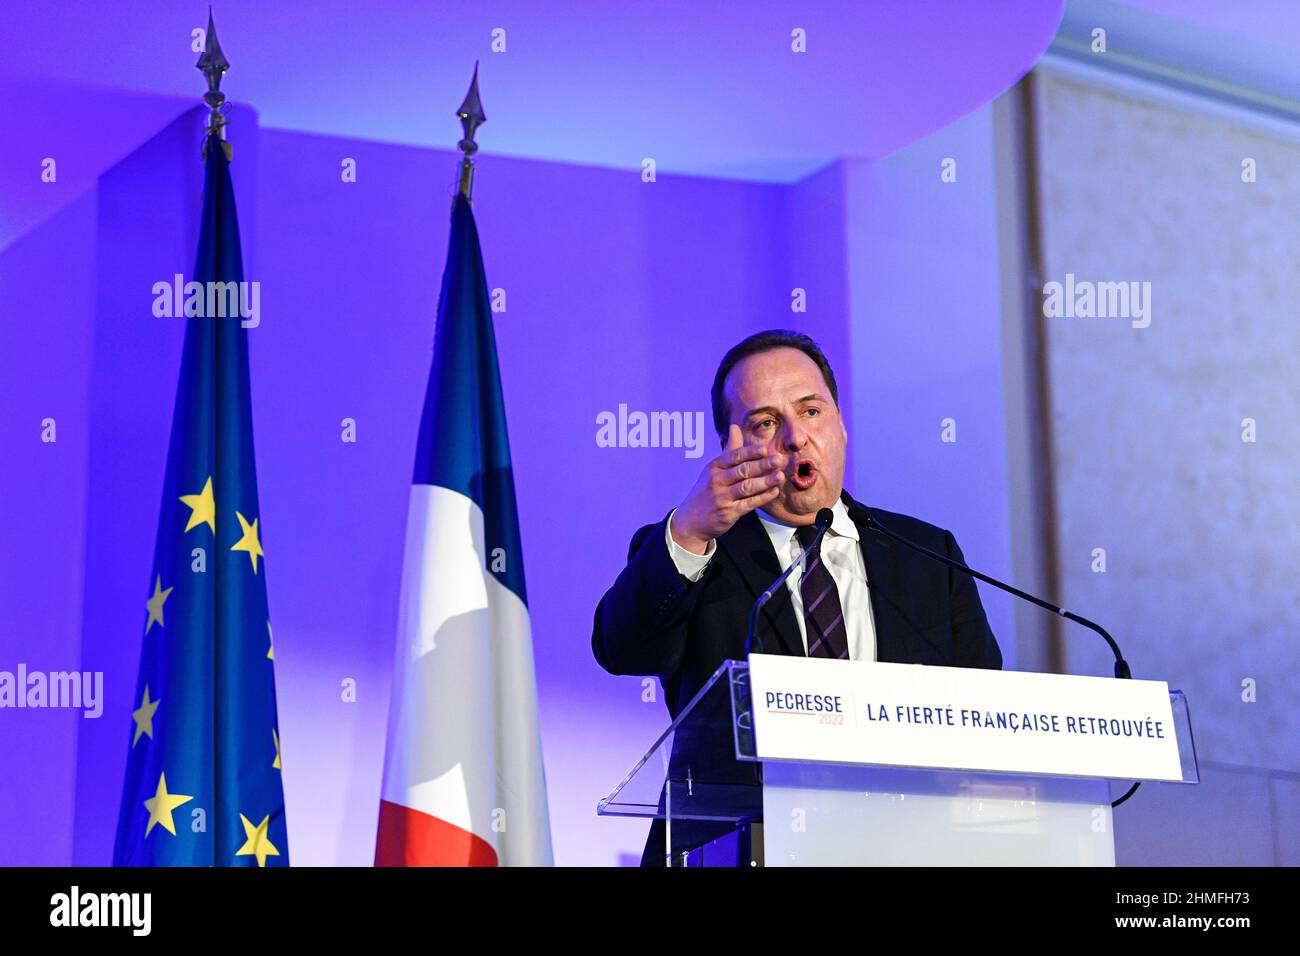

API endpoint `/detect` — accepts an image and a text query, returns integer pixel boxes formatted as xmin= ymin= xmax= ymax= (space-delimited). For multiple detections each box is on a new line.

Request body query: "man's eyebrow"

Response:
xmin=742 ymin=394 xmax=827 ymax=420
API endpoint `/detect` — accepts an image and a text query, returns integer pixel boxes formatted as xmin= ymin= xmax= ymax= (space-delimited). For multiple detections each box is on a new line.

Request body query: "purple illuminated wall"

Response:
xmin=0 ymin=0 xmax=1076 ymax=869
xmin=2 ymin=105 xmax=879 ymax=865
xmin=0 ymin=192 xmax=96 ymax=866
xmin=6 ymin=1 xmax=1294 ymax=872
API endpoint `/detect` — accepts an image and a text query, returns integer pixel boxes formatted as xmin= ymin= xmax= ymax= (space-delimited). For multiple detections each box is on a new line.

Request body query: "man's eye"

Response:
xmin=755 ymin=419 xmax=774 ymax=429
xmin=804 ymin=408 xmax=819 ymax=417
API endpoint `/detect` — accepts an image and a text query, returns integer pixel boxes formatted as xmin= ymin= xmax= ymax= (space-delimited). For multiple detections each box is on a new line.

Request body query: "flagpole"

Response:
xmin=377 ymin=63 xmax=553 ymax=866
xmin=197 ymin=6 xmax=231 ymax=160
xmin=456 ymin=62 xmax=486 ymax=200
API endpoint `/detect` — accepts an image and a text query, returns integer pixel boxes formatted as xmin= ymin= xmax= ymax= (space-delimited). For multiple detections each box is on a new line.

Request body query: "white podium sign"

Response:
xmin=748 ymin=654 xmax=1183 ymax=782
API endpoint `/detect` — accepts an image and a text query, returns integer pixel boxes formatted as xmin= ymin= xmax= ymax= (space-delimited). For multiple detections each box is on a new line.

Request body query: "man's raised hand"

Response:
xmin=669 ymin=424 xmax=787 ymax=555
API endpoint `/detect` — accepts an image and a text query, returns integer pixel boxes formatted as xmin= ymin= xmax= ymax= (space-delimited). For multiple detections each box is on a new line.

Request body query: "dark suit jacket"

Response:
xmin=591 ymin=488 xmax=1003 ymax=866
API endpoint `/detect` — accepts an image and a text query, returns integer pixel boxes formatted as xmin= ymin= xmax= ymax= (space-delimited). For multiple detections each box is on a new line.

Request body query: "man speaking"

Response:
xmin=591 ymin=330 xmax=1003 ymax=865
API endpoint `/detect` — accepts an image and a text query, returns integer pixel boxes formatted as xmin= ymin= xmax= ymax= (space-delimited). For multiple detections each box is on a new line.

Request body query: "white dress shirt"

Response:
xmin=665 ymin=497 xmax=877 ymax=661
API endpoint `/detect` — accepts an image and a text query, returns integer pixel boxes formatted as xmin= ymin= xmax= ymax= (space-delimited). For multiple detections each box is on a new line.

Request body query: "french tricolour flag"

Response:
xmin=375 ymin=194 xmax=553 ymax=866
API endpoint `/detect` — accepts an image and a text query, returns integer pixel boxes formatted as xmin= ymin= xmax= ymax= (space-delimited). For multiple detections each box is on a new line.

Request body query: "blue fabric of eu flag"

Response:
xmin=112 ymin=136 xmax=289 ymax=866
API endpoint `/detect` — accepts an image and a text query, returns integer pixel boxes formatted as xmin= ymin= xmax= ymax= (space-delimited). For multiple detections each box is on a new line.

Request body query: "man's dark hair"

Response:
xmin=710 ymin=329 xmax=840 ymax=440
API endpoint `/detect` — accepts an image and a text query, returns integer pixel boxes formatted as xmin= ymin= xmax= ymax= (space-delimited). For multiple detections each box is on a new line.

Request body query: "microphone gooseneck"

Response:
xmin=850 ymin=500 xmax=1141 ymax=809
xmin=853 ymin=503 xmax=1132 ymax=679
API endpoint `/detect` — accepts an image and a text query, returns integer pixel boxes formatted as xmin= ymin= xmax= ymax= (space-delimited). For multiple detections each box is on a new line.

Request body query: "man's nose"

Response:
xmin=781 ymin=421 xmax=808 ymax=451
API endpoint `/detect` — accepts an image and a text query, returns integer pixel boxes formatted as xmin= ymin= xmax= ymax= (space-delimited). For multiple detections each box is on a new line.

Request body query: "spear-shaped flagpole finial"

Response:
xmin=456 ymin=62 xmax=486 ymax=200
xmin=197 ymin=6 xmax=231 ymax=152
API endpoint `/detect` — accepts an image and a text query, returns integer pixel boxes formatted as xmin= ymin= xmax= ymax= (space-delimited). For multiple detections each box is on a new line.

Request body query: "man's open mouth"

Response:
xmin=791 ymin=459 xmax=817 ymax=490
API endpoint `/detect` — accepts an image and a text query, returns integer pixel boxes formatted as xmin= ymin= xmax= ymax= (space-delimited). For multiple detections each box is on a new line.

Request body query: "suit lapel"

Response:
xmin=717 ymin=510 xmax=804 ymax=658
xmin=719 ymin=491 xmax=909 ymax=661
xmin=841 ymin=490 xmax=907 ymax=664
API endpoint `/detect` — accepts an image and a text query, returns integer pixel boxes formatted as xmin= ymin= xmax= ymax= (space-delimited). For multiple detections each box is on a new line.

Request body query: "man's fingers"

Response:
xmin=726 ymin=423 xmax=743 ymax=451
xmin=736 ymin=484 xmax=783 ymax=513
xmin=715 ymin=441 xmax=770 ymax=470
xmin=728 ymin=470 xmax=785 ymax=500
xmin=720 ymin=452 xmax=787 ymax=486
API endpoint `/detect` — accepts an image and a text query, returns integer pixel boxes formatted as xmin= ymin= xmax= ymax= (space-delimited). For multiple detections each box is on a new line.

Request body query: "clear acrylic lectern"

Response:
xmin=597 ymin=660 xmax=1200 ymax=866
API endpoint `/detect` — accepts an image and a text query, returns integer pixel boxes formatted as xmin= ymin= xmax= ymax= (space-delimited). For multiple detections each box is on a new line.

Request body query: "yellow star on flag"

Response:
xmin=179 ymin=476 xmax=216 ymax=534
xmin=235 ymin=813 xmax=281 ymax=867
xmin=267 ymin=620 xmax=274 ymax=661
xmin=144 ymin=772 xmax=193 ymax=838
xmin=272 ymin=728 xmax=281 ymax=770
xmin=145 ymin=575 xmax=174 ymax=635
xmin=132 ymin=685 xmax=160 ymax=746
xmin=230 ymin=511 xmax=264 ymax=573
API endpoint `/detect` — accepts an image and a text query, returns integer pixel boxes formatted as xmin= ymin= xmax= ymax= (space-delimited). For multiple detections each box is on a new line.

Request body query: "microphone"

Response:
xmin=848 ymin=501 xmax=1133 ymax=680
xmin=744 ymin=507 xmax=834 ymax=658
xmin=851 ymin=501 xmax=1144 ymax=808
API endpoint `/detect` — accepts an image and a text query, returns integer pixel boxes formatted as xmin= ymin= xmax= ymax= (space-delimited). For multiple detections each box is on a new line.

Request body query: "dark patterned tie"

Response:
xmin=795 ymin=525 xmax=849 ymax=659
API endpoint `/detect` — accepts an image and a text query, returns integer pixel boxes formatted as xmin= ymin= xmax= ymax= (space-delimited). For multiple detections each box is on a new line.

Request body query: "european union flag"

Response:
xmin=112 ymin=131 xmax=289 ymax=866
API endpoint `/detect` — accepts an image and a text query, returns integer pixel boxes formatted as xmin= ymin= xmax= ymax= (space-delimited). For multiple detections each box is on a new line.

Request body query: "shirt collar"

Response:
xmin=755 ymin=496 xmax=859 ymax=554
